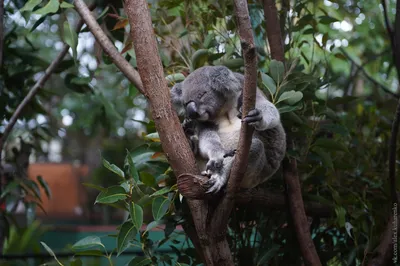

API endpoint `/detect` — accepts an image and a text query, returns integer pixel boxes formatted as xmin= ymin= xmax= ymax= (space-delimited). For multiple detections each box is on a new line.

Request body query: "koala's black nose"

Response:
xmin=186 ymin=102 xmax=199 ymax=119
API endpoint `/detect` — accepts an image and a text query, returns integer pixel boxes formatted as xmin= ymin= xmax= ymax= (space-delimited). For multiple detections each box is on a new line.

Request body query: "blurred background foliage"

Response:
xmin=1 ymin=0 xmax=399 ymax=265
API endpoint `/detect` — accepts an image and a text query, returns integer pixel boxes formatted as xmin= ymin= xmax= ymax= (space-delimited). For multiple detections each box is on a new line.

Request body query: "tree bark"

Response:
xmin=263 ymin=1 xmax=321 ymax=265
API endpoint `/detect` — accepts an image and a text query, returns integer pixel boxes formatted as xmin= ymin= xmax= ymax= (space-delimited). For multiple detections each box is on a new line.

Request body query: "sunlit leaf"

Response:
xmin=63 ymin=20 xmax=78 ymax=61
xmin=276 ymin=90 xmax=303 ymax=105
xmin=60 ymin=2 xmax=74 ymax=8
xmin=20 ymin=0 xmax=42 ymax=12
xmin=33 ymin=0 xmax=59 ymax=16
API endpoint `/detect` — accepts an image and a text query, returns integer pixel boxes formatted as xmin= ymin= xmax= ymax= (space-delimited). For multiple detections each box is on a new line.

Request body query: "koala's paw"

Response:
xmin=205 ymin=173 xmax=226 ymax=194
xmin=206 ymin=157 xmax=224 ymax=172
xmin=242 ymin=108 xmax=266 ymax=129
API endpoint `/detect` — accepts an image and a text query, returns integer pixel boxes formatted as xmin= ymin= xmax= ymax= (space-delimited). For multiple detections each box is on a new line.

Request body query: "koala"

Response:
xmin=170 ymin=66 xmax=286 ymax=193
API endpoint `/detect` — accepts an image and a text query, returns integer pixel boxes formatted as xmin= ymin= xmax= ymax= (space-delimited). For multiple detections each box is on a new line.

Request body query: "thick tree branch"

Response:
xmin=123 ymin=0 xmax=213 ymax=264
xmin=262 ymin=0 xmax=285 ymax=62
xmin=178 ymin=174 xmax=333 ymax=217
xmin=74 ymin=0 xmax=144 ymax=94
xmin=0 ymin=7 xmax=95 ymax=158
xmin=340 ymin=48 xmax=399 ymax=99
xmin=263 ymin=1 xmax=321 ymax=265
xmin=368 ymin=1 xmax=400 ymax=264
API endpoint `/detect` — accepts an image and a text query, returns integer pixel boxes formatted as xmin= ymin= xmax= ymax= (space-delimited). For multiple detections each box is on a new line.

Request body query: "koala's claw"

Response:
xmin=205 ymin=175 xmax=225 ymax=194
xmin=223 ymin=149 xmax=237 ymax=158
xmin=242 ymin=109 xmax=262 ymax=123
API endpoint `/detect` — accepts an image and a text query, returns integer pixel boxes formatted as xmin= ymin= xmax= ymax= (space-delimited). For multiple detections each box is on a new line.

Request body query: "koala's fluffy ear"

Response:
xmin=170 ymin=82 xmax=185 ymax=116
xmin=208 ymin=66 xmax=242 ymax=94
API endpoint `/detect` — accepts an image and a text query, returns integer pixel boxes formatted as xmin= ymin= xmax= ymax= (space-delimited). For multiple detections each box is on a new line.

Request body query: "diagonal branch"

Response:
xmin=0 ymin=5 xmax=95 ymax=157
xmin=73 ymin=0 xmax=144 ymax=95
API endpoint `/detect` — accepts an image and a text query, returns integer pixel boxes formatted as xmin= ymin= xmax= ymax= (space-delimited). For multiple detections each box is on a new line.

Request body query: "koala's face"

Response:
xmin=182 ymin=84 xmax=226 ymax=121
xmin=179 ymin=66 xmax=241 ymax=122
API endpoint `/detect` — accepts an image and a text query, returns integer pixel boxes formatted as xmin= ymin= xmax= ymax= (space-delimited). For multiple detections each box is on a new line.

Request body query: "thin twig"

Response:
xmin=340 ymin=48 xmax=399 ymax=99
xmin=74 ymin=0 xmax=144 ymax=95
xmin=0 ymin=7 xmax=95 ymax=156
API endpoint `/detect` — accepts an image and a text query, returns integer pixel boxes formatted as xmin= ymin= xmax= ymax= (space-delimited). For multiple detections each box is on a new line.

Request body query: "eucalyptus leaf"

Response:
xmin=41 ymin=242 xmax=63 ymax=266
xmin=33 ymin=0 xmax=59 ymax=16
xmin=269 ymin=60 xmax=285 ymax=84
xmin=63 ymin=20 xmax=78 ymax=61
xmin=152 ymin=197 xmax=171 ymax=220
xmin=117 ymin=221 xmax=137 ymax=256
xmin=126 ymin=150 xmax=140 ymax=183
xmin=128 ymin=257 xmax=152 ymax=266
xmin=276 ymin=90 xmax=303 ymax=105
xmin=72 ymin=236 xmax=104 ymax=251
xmin=102 ymin=158 xmax=125 ymax=179
xmin=130 ymin=203 xmax=144 ymax=230
xmin=37 ymin=175 xmax=51 ymax=199
xmin=261 ymin=72 xmax=276 ymax=96
xmin=20 ymin=0 xmax=42 ymax=12
xmin=95 ymin=186 xmax=127 ymax=204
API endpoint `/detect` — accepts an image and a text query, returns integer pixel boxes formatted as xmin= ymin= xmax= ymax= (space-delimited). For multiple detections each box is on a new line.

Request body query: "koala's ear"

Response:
xmin=170 ymin=82 xmax=185 ymax=116
xmin=208 ymin=66 xmax=242 ymax=94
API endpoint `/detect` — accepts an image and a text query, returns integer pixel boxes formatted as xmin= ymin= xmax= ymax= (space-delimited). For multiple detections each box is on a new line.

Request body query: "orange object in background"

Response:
xmin=28 ymin=163 xmax=89 ymax=218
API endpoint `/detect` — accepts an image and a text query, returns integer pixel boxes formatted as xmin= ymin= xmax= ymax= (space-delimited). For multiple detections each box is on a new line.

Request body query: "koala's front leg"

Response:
xmin=204 ymin=156 xmax=234 ymax=194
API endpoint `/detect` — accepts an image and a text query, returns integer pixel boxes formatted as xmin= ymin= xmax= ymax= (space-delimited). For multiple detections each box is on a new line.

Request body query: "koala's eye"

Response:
xmin=197 ymin=91 xmax=207 ymax=100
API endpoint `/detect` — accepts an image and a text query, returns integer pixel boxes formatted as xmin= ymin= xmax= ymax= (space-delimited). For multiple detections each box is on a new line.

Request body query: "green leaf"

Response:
xmin=41 ymin=242 xmax=63 ymax=266
xmin=102 ymin=158 xmax=125 ymax=179
xmin=63 ymin=20 xmax=78 ymax=61
xmin=33 ymin=0 xmax=59 ymax=16
xmin=126 ymin=150 xmax=139 ymax=183
xmin=261 ymin=72 xmax=276 ymax=96
xmin=30 ymin=16 xmax=47 ymax=32
xmin=95 ymin=186 xmax=127 ymax=204
xmin=277 ymin=104 xmax=302 ymax=114
xmin=312 ymin=148 xmax=333 ymax=169
xmin=257 ymin=244 xmax=280 ymax=265
xmin=149 ymin=187 xmax=171 ymax=197
xmin=165 ymin=73 xmax=185 ymax=84
xmin=20 ymin=0 xmax=42 ymax=12
xmin=313 ymin=138 xmax=349 ymax=152
xmin=269 ymin=60 xmax=285 ymax=84
xmin=146 ymin=220 xmax=164 ymax=231
xmin=152 ymin=197 xmax=171 ymax=220
xmin=128 ymin=257 xmax=152 ymax=266
xmin=190 ymin=49 xmax=209 ymax=71
xmin=37 ymin=175 xmax=51 ymax=199
xmin=82 ymin=183 xmax=106 ymax=192
xmin=117 ymin=221 xmax=137 ymax=256
xmin=72 ymin=236 xmax=105 ymax=251
xmin=335 ymin=206 xmax=346 ymax=227
xmin=319 ymin=15 xmax=339 ymax=24
xmin=130 ymin=203 xmax=144 ymax=230
xmin=276 ymin=90 xmax=303 ymax=105
xmin=70 ymin=258 xmax=83 ymax=266
xmin=60 ymin=1 xmax=74 ymax=8
xmin=141 ymin=172 xmax=156 ymax=187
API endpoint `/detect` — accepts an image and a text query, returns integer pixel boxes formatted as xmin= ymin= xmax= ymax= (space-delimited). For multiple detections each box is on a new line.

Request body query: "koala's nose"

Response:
xmin=186 ymin=102 xmax=199 ymax=119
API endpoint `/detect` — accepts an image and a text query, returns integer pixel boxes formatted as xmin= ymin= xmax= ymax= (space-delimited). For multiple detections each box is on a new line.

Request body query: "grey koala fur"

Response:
xmin=170 ymin=66 xmax=286 ymax=193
